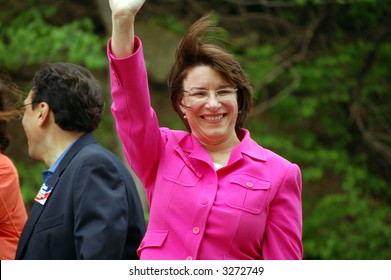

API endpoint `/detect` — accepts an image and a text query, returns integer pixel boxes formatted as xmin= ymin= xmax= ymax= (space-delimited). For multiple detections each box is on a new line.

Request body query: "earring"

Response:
xmin=183 ymin=115 xmax=187 ymax=119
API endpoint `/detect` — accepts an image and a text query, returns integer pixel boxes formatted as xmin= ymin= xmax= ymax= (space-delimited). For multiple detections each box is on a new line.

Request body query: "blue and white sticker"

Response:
xmin=34 ymin=183 xmax=53 ymax=205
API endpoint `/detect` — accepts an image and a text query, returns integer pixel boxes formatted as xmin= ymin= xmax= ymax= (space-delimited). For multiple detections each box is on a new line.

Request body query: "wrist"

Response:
xmin=112 ymin=8 xmax=136 ymax=21
xmin=112 ymin=12 xmax=135 ymax=28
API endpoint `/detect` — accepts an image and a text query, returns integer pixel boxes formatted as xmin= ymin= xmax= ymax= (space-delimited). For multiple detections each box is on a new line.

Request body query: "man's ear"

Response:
xmin=37 ymin=102 xmax=51 ymax=127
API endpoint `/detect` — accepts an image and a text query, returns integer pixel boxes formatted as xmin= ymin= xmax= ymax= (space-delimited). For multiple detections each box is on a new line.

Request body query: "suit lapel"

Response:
xmin=15 ymin=197 xmax=44 ymax=258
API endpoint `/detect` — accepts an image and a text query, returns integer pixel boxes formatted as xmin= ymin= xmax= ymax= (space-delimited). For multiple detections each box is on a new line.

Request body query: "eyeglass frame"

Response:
xmin=16 ymin=102 xmax=37 ymax=119
xmin=183 ymin=87 xmax=238 ymax=103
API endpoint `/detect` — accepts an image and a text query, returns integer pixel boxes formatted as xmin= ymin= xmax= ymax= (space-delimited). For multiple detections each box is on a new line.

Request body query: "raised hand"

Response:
xmin=109 ymin=0 xmax=145 ymax=57
xmin=109 ymin=0 xmax=145 ymax=17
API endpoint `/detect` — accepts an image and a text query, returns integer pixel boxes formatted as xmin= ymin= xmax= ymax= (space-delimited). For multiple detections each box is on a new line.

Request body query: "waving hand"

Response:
xmin=109 ymin=0 xmax=146 ymax=58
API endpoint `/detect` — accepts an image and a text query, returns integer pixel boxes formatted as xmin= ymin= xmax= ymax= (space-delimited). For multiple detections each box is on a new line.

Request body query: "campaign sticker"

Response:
xmin=34 ymin=183 xmax=53 ymax=205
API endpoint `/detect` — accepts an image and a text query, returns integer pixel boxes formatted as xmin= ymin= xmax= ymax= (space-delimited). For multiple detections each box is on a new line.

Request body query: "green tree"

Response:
xmin=1 ymin=0 xmax=390 ymax=259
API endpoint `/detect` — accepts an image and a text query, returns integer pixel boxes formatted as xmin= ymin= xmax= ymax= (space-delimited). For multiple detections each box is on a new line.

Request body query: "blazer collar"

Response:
xmin=177 ymin=128 xmax=267 ymax=165
xmin=49 ymin=132 xmax=97 ymax=185
xmin=233 ymin=128 xmax=267 ymax=162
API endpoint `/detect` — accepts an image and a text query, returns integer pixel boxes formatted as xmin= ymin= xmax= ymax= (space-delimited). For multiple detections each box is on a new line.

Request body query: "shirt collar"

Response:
xmin=42 ymin=137 xmax=80 ymax=181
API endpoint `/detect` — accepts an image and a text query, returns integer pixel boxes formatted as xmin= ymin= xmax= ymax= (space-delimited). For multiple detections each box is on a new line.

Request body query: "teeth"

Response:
xmin=204 ymin=115 xmax=223 ymax=121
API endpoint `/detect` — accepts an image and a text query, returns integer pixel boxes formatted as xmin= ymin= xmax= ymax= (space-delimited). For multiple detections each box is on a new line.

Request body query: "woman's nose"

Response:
xmin=205 ymin=93 xmax=221 ymax=110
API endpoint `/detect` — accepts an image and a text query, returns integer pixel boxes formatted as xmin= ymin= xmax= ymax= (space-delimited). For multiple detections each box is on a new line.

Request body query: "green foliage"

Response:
xmin=242 ymin=0 xmax=391 ymax=259
xmin=148 ymin=16 xmax=185 ymax=33
xmin=15 ymin=161 xmax=47 ymax=212
xmin=240 ymin=44 xmax=276 ymax=91
xmin=0 ymin=8 xmax=106 ymax=70
xmin=304 ymin=185 xmax=391 ymax=259
xmin=1 ymin=0 xmax=390 ymax=260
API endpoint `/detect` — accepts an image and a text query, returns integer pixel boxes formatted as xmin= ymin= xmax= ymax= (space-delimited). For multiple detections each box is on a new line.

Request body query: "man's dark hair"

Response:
xmin=31 ymin=62 xmax=104 ymax=132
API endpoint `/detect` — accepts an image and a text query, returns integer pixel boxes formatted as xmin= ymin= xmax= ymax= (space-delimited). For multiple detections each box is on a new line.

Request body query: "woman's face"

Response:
xmin=180 ymin=65 xmax=239 ymax=146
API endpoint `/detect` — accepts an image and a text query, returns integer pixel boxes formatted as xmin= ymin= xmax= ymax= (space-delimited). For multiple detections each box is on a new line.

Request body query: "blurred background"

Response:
xmin=1 ymin=0 xmax=390 ymax=259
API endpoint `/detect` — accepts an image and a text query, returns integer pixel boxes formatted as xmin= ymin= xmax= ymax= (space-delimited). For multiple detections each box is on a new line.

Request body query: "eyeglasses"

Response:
xmin=183 ymin=88 xmax=238 ymax=103
xmin=16 ymin=102 xmax=36 ymax=119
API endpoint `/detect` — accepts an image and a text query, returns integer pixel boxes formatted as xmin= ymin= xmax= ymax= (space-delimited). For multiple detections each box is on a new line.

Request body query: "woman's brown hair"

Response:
xmin=168 ymin=13 xmax=253 ymax=131
xmin=0 ymin=72 xmax=22 ymax=151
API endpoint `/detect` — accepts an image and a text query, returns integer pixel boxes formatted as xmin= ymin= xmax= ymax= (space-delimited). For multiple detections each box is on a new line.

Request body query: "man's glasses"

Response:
xmin=16 ymin=102 xmax=36 ymax=119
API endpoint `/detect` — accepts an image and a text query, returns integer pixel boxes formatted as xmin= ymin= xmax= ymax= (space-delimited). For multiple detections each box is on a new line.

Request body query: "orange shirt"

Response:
xmin=0 ymin=153 xmax=27 ymax=259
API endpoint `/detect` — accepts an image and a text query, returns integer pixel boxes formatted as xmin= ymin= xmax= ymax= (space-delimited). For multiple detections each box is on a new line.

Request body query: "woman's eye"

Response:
xmin=192 ymin=91 xmax=208 ymax=97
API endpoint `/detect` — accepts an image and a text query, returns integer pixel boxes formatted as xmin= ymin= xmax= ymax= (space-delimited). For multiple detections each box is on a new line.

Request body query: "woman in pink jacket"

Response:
xmin=108 ymin=0 xmax=303 ymax=260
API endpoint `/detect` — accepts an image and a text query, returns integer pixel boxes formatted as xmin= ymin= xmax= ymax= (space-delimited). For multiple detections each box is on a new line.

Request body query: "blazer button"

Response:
xmin=246 ymin=181 xmax=254 ymax=188
xmin=193 ymin=227 xmax=200 ymax=234
xmin=186 ymin=256 xmax=193 ymax=260
xmin=201 ymin=200 xmax=209 ymax=205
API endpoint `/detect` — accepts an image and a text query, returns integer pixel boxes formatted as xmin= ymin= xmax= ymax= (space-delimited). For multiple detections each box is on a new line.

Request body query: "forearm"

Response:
xmin=111 ymin=11 xmax=135 ymax=58
xmin=109 ymin=0 xmax=145 ymax=58
xmin=108 ymin=38 xmax=164 ymax=189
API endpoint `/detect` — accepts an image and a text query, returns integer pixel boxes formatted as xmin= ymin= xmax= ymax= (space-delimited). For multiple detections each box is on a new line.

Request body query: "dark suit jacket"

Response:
xmin=15 ymin=133 xmax=146 ymax=259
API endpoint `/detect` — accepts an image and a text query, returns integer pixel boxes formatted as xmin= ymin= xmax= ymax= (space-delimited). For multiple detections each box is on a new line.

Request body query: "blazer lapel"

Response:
xmin=15 ymin=196 xmax=45 ymax=258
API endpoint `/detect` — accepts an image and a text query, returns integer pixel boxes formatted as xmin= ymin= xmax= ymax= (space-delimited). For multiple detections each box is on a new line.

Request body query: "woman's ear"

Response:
xmin=181 ymin=108 xmax=186 ymax=119
xmin=179 ymin=99 xmax=187 ymax=117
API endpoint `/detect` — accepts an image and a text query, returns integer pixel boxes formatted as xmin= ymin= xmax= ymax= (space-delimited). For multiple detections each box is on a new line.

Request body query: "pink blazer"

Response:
xmin=108 ymin=37 xmax=303 ymax=260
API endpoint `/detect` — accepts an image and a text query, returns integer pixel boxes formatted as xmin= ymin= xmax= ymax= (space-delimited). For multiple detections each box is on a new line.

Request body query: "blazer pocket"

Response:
xmin=137 ymin=230 xmax=168 ymax=256
xmin=163 ymin=164 xmax=201 ymax=187
xmin=34 ymin=214 xmax=64 ymax=233
xmin=225 ymin=175 xmax=271 ymax=214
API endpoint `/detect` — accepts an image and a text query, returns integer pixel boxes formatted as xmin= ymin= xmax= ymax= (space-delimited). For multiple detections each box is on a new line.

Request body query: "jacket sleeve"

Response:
xmin=107 ymin=37 xmax=165 ymax=197
xmin=73 ymin=152 xmax=129 ymax=259
xmin=262 ymin=163 xmax=303 ymax=259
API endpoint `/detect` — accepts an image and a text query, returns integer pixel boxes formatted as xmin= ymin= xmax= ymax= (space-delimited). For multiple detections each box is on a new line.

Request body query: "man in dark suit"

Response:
xmin=15 ymin=62 xmax=146 ymax=259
